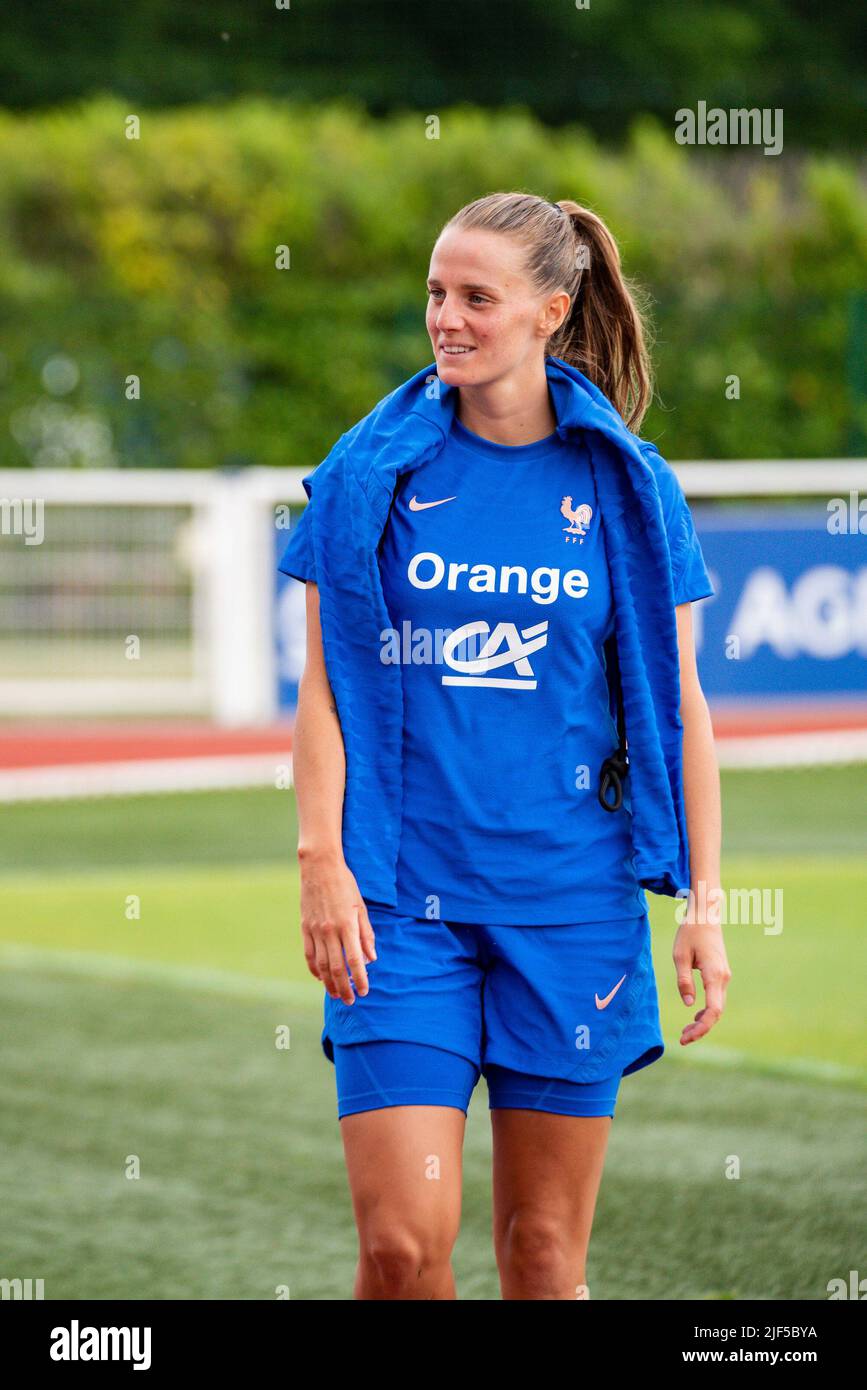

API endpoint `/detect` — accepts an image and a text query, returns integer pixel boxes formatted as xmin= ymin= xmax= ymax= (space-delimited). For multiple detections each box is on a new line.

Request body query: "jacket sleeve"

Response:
xmin=643 ymin=444 xmax=715 ymax=605
xmin=276 ymin=496 xmax=316 ymax=584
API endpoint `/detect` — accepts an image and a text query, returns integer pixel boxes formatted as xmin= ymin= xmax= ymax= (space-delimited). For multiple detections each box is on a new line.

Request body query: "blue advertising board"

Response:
xmin=690 ymin=504 xmax=865 ymax=701
xmin=274 ymin=502 xmax=867 ymax=712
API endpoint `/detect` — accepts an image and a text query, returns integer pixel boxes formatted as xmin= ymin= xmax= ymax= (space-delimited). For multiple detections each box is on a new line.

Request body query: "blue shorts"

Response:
xmin=321 ymin=904 xmax=664 ymax=1119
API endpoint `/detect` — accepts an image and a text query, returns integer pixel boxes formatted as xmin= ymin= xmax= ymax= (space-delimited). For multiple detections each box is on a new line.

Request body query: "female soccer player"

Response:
xmin=279 ymin=192 xmax=730 ymax=1300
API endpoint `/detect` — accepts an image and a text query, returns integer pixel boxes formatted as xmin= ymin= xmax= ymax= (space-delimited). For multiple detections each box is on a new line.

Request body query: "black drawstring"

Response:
xmin=598 ymin=635 xmax=629 ymax=812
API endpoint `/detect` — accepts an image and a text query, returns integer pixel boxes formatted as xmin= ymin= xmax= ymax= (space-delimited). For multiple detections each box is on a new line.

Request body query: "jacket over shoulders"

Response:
xmin=278 ymin=356 xmax=714 ymax=903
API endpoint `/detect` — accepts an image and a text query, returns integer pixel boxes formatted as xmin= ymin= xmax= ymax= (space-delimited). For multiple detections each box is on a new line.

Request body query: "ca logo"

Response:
xmin=441 ymin=620 xmax=548 ymax=690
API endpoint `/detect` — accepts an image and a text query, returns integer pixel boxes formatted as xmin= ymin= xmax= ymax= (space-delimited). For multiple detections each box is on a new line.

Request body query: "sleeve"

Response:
xmin=276 ymin=498 xmax=317 ymax=584
xmin=646 ymin=446 xmax=715 ymax=605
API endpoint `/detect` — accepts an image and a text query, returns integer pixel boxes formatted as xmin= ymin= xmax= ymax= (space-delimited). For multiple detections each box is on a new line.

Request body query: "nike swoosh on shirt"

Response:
xmin=408 ymin=495 xmax=457 ymax=510
xmin=595 ymin=974 xmax=627 ymax=1010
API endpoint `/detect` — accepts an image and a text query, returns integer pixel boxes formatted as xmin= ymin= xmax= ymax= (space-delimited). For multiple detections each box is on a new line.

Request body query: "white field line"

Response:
xmin=715 ymin=729 xmax=867 ymax=768
xmin=0 ymin=941 xmax=319 ymax=1006
xmin=0 ymin=942 xmax=863 ymax=1089
xmin=660 ymin=1040 xmax=865 ymax=1087
xmin=0 ymin=753 xmax=293 ymax=801
xmin=0 ymin=729 xmax=866 ymax=802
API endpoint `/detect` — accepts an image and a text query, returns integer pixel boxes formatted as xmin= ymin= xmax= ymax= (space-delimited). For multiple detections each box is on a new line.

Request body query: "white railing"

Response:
xmin=0 ymin=462 xmax=862 ymax=725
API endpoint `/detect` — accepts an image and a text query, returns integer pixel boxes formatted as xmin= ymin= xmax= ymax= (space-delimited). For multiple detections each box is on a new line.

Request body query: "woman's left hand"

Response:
xmin=672 ymin=920 xmax=732 ymax=1045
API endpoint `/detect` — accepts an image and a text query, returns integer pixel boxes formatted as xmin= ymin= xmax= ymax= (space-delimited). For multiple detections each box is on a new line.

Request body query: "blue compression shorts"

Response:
xmin=333 ymin=1039 xmax=623 ymax=1118
xmin=321 ymin=904 xmax=665 ymax=1120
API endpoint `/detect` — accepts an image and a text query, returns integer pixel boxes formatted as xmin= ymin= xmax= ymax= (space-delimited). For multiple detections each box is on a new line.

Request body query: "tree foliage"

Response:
xmin=1 ymin=98 xmax=865 ymax=469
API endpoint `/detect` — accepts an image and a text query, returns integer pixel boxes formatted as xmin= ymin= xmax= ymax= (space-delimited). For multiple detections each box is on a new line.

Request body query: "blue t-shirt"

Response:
xmin=377 ymin=414 xmax=642 ymax=925
xmin=279 ymin=415 xmax=714 ymax=926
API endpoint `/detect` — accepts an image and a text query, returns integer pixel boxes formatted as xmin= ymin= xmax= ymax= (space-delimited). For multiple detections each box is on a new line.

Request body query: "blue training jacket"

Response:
xmin=279 ymin=355 xmax=709 ymax=905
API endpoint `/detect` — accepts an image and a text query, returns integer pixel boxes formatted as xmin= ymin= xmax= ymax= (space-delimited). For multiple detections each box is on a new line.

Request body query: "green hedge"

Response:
xmin=1 ymin=96 xmax=865 ymax=468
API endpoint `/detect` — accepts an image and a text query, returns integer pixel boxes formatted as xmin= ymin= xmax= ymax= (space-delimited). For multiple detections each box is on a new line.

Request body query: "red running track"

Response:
xmin=0 ymin=723 xmax=294 ymax=769
xmin=0 ymin=703 xmax=866 ymax=770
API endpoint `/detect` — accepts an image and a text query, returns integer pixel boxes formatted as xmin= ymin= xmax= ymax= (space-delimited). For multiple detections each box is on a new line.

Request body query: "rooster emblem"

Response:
xmin=560 ymin=497 xmax=593 ymax=543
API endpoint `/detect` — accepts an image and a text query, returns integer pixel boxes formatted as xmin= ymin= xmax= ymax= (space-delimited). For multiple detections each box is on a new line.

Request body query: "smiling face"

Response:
xmin=426 ymin=226 xmax=570 ymax=386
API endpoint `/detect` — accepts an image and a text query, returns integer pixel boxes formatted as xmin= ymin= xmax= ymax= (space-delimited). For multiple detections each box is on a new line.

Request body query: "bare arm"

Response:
xmin=294 ymin=581 xmax=347 ymax=860
xmin=293 ymin=581 xmax=376 ymax=1003
xmin=672 ymin=601 xmax=732 ymax=1045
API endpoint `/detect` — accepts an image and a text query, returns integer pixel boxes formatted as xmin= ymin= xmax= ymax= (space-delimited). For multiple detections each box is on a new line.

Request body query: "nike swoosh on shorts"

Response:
xmin=595 ymin=974 xmax=627 ymax=1009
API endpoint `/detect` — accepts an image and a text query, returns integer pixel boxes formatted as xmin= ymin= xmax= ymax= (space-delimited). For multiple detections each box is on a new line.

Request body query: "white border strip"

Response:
xmin=1 ymin=729 xmax=866 ymax=802
xmin=715 ymin=729 xmax=867 ymax=768
xmin=672 ymin=460 xmax=867 ymax=494
xmin=0 ymin=753 xmax=292 ymax=801
xmin=2 ymin=461 xmax=864 ymax=501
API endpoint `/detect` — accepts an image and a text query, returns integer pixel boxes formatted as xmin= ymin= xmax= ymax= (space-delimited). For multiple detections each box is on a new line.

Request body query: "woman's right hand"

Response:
xmin=298 ymin=848 xmax=377 ymax=1004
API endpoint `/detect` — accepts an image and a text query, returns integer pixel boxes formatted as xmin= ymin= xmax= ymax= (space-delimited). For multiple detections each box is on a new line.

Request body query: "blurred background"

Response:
xmin=0 ymin=1 xmax=864 ymax=1301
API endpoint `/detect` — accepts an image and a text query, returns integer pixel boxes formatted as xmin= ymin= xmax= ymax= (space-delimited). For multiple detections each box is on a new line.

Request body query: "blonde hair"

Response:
xmin=440 ymin=192 xmax=654 ymax=432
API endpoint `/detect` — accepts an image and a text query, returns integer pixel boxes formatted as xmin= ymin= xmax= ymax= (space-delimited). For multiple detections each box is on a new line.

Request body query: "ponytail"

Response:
xmin=444 ymin=192 xmax=654 ymax=432
xmin=550 ymin=201 xmax=653 ymax=431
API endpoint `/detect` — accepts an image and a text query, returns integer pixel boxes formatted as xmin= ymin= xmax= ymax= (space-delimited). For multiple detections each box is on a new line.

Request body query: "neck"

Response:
xmin=455 ymin=357 xmax=558 ymax=445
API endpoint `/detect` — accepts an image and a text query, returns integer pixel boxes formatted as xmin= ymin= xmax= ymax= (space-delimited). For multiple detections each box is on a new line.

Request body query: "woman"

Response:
xmin=279 ymin=192 xmax=730 ymax=1300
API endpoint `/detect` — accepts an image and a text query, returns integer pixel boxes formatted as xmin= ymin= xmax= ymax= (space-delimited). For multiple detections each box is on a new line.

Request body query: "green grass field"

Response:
xmin=1 ymin=766 xmax=864 ymax=1299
